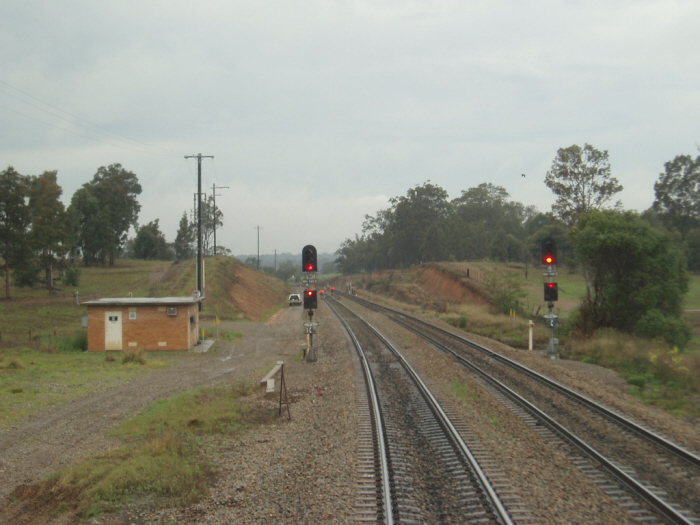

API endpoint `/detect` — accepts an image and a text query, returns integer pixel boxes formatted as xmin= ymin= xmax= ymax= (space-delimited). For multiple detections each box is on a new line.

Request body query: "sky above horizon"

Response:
xmin=2 ymin=1 xmax=699 ymax=255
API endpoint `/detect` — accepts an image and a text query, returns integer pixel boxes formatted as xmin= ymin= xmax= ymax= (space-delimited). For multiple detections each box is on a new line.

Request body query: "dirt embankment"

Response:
xmin=415 ymin=265 xmax=489 ymax=306
xmin=227 ymin=262 xmax=288 ymax=321
xmin=333 ymin=263 xmax=489 ymax=311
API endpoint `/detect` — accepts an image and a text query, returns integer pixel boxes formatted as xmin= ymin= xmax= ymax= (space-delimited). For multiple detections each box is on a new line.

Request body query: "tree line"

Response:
xmin=335 ymin=144 xmax=699 ymax=347
xmin=0 ymin=163 xmax=225 ymax=298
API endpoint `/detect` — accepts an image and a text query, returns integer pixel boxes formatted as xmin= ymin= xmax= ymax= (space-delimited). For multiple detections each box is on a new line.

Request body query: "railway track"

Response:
xmin=340 ymin=293 xmax=700 ymax=525
xmin=327 ymin=297 xmax=533 ymax=524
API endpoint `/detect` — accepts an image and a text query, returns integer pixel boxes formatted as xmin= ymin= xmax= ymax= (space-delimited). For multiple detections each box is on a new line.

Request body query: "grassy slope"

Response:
xmin=0 ymin=256 xmax=288 ymax=341
xmin=0 ymin=256 xmax=289 ymax=426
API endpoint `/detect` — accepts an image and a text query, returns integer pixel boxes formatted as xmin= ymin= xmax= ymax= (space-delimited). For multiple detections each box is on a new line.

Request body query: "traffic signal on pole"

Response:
xmin=303 ymin=289 xmax=318 ymax=309
xmin=544 ymin=282 xmax=559 ymax=302
xmin=541 ymin=238 xmax=557 ymax=266
xmin=302 ymin=245 xmax=318 ymax=273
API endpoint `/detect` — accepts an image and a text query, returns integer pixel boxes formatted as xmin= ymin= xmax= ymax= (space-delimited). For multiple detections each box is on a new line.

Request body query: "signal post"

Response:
xmin=541 ymin=238 xmax=559 ymax=359
xmin=301 ymin=245 xmax=319 ymax=362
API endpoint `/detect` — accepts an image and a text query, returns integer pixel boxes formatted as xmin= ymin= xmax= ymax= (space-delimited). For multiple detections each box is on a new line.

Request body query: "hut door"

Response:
xmin=105 ymin=311 xmax=123 ymax=350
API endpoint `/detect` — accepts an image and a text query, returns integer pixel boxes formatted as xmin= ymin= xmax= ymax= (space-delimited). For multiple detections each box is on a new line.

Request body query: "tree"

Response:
xmin=69 ymin=164 xmax=142 ymax=266
xmin=335 ymin=234 xmax=383 ymax=275
xmin=134 ymin=219 xmax=171 ymax=260
xmin=27 ymin=171 xmax=69 ymax=293
xmin=652 ymin=153 xmax=700 ymax=238
xmin=174 ymin=212 xmax=195 ymax=261
xmin=452 ymin=183 xmax=532 ymax=262
xmin=0 ymin=166 xmax=31 ymax=298
xmin=685 ymin=228 xmax=700 ymax=272
xmin=545 ymin=144 xmax=623 ymax=226
xmin=384 ymin=182 xmax=451 ymax=267
xmin=572 ymin=210 xmax=690 ymax=347
xmin=201 ymin=195 xmax=224 ymax=256
xmin=68 ymin=186 xmax=110 ymax=266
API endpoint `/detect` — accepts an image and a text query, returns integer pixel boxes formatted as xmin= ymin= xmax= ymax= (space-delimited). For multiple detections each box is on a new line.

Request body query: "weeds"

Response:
xmin=562 ymin=333 xmax=700 ymax=417
xmin=2 ymin=357 xmax=24 ymax=370
xmin=122 ymin=350 xmax=146 ymax=365
xmin=440 ymin=303 xmax=549 ymax=350
xmin=0 ymin=347 xmax=173 ymax=427
xmin=450 ymin=381 xmax=479 ymax=403
xmin=45 ymin=385 xmax=266 ymax=517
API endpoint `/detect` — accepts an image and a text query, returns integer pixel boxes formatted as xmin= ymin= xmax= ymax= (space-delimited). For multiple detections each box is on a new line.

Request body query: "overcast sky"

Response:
xmin=2 ymin=1 xmax=698 ymax=255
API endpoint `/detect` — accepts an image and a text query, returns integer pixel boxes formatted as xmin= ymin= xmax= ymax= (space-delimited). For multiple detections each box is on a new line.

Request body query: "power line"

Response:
xmin=0 ymin=79 xmax=181 ymax=157
xmin=0 ymin=102 xmax=169 ymax=155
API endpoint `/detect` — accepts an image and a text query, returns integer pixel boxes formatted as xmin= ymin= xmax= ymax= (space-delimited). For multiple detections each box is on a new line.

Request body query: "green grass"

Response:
xmin=685 ymin=273 xmax=700 ymax=310
xmin=449 ymin=381 xmax=479 ymax=403
xmin=0 ymin=259 xmax=197 ymax=342
xmin=563 ymin=333 xmax=700 ymax=417
xmin=0 ymin=346 xmax=175 ymax=428
xmin=43 ymin=382 xmax=265 ymax=518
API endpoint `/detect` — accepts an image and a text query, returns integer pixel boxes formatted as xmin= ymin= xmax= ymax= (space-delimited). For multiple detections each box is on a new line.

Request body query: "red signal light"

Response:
xmin=303 ymin=289 xmax=318 ymax=309
xmin=302 ymin=245 xmax=318 ymax=273
xmin=544 ymin=282 xmax=559 ymax=301
xmin=544 ymin=255 xmax=554 ymax=265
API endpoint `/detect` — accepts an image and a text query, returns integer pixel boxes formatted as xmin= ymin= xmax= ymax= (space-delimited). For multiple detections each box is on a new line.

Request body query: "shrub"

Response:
xmin=56 ymin=332 xmax=88 ymax=352
xmin=635 ymin=309 xmax=692 ymax=349
xmin=122 ymin=350 xmax=146 ymax=365
xmin=14 ymin=265 xmax=41 ymax=288
xmin=484 ymin=269 xmax=526 ymax=315
xmin=627 ymin=375 xmax=650 ymax=389
xmin=64 ymin=267 xmax=81 ymax=286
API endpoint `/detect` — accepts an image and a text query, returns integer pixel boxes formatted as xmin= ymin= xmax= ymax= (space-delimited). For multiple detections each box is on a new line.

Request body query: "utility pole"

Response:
xmin=211 ymin=183 xmax=229 ymax=255
xmin=185 ymin=153 xmax=214 ymax=311
xmin=254 ymin=226 xmax=262 ymax=269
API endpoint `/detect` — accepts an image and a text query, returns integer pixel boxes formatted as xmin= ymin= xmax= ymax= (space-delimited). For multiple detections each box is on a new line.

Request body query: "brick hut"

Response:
xmin=83 ymin=296 xmax=203 ymax=351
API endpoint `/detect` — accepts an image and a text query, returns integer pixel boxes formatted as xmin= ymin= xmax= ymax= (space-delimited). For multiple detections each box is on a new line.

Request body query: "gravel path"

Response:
xmin=2 ymin=297 xmax=699 ymax=524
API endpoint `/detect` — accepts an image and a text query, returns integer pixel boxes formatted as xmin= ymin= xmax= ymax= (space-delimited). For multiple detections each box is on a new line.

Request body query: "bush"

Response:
xmin=484 ymin=270 xmax=526 ymax=315
xmin=627 ymin=375 xmax=651 ymax=389
xmin=56 ymin=332 xmax=88 ymax=352
xmin=122 ymin=350 xmax=146 ymax=365
xmin=64 ymin=267 xmax=81 ymax=286
xmin=635 ymin=309 xmax=692 ymax=349
xmin=14 ymin=265 xmax=41 ymax=287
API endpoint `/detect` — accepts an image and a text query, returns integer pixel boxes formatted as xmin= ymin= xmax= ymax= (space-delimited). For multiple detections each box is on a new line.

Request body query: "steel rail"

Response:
xmin=347 ymin=293 xmax=700 ymax=468
xmin=330 ymin=297 xmax=513 ymax=525
xmin=343 ymin=294 xmax=697 ymax=525
xmin=327 ymin=300 xmax=394 ymax=524
xmin=405 ymin=322 xmax=695 ymax=525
